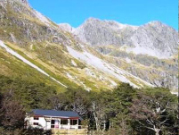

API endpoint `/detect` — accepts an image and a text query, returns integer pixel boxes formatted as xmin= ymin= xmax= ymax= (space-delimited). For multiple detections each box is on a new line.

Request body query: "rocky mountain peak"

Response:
xmin=85 ymin=17 xmax=101 ymax=23
xmin=15 ymin=0 xmax=28 ymax=4
xmin=148 ymin=21 xmax=163 ymax=25
xmin=19 ymin=0 xmax=28 ymax=4
xmin=130 ymin=21 xmax=178 ymax=58
xmin=18 ymin=0 xmax=29 ymax=6
xmin=143 ymin=21 xmax=175 ymax=31
xmin=72 ymin=18 xmax=178 ymax=58
xmin=58 ymin=23 xmax=74 ymax=33
xmin=81 ymin=17 xmax=138 ymax=29
xmin=0 ymin=0 xmax=29 ymax=8
xmin=3 ymin=0 xmax=29 ymax=5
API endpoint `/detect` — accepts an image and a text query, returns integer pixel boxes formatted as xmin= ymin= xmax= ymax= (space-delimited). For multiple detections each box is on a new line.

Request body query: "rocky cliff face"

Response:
xmin=58 ymin=23 xmax=75 ymax=33
xmin=74 ymin=18 xmax=137 ymax=47
xmin=0 ymin=0 xmax=74 ymax=47
xmin=68 ymin=18 xmax=178 ymax=91
xmin=73 ymin=18 xmax=178 ymax=58
xmin=129 ymin=21 xmax=178 ymax=58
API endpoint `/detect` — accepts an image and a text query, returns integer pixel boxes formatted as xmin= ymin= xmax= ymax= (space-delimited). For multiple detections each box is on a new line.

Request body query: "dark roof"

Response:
xmin=32 ymin=109 xmax=80 ymax=118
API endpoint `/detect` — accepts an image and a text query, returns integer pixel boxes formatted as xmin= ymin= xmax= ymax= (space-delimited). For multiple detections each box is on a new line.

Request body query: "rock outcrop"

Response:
xmin=73 ymin=18 xmax=178 ymax=58
xmin=69 ymin=18 xmax=178 ymax=90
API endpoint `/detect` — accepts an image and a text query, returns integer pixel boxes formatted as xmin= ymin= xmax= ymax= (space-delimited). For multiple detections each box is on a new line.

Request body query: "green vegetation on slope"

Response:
xmin=3 ymin=41 xmax=117 ymax=91
xmin=0 ymin=76 xmax=177 ymax=135
xmin=0 ymin=48 xmax=67 ymax=92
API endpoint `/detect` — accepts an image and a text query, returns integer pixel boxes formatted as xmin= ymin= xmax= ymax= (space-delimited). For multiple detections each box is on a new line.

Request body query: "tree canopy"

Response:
xmin=0 ymin=75 xmax=178 ymax=135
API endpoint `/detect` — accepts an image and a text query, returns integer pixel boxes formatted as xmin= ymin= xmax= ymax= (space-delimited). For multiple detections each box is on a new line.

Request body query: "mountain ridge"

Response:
xmin=59 ymin=17 xmax=178 ymax=91
xmin=0 ymin=0 xmax=178 ymax=92
xmin=64 ymin=17 xmax=177 ymax=58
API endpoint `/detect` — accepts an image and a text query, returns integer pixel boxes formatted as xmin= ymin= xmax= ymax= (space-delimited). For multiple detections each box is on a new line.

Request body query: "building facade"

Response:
xmin=25 ymin=109 xmax=81 ymax=130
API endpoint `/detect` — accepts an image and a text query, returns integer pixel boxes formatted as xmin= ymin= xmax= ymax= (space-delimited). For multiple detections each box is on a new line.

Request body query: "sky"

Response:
xmin=28 ymin=0 xmax=178 ymax=30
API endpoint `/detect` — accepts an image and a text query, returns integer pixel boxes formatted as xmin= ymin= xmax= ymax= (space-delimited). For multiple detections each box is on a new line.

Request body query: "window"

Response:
xmin=34 ymin=117 xmax=39 ymax=120
xmin=51 ymin=120 xmax=55 ymax=128
xmin=33 ymin=122 xmax=39 ymax=125
xmin=51 ymin=120 xmax=59 ymax=128
xmin=61 ymin=119 xmax=68 ymax=125
xmin=70 ymin=120 xmax=78 ymax=125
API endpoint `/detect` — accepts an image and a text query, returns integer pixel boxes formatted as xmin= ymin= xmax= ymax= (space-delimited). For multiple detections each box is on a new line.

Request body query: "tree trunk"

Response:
xmin=103 ymin=120 xmax=106 ymax=131
xmin=121 ymin=118 xmax=128 ymax=135
xmin=93 ymin=112 xmax=100 ymax=131
xmin=154 ymin=128 xmax=160 ymax=135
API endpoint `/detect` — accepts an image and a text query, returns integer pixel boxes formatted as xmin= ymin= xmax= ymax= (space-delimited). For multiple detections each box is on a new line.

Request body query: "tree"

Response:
xmin=0 ymin=75 xmax=57 ymax=110
xmin=68 ymin=88 xmax=90 ymax=117
xmin=47 ymin=94 xmax=66 ymax=110
xmin=0 ymin=92 xmax=2 ymax=125
xmin=89 ymin=91 xmax=109 ymax=132
xmin=0 ymin=90 xmax=25 ymax=130
xmin=53 ymin=88 xmax=91 ymax=117
xmin=107 ymin=83 xmax=137 ymax=134
xmin=130 ymin=88 xmax=178 ymax=135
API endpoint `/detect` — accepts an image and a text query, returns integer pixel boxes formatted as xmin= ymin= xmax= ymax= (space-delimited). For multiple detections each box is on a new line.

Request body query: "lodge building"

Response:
xmin=25 ymin=109 xmax=82 ymax=130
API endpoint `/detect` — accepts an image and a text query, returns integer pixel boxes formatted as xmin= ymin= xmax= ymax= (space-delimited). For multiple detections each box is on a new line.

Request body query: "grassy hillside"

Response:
xmin=0 ymin=47 xmax=68 ymax=92
xmin=0 ymin=41 xmax=116 ymax=92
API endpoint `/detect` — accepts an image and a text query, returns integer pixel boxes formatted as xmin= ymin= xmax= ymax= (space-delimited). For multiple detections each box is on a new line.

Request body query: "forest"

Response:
xmin=0 ymin=75 xmax=178 ymax=135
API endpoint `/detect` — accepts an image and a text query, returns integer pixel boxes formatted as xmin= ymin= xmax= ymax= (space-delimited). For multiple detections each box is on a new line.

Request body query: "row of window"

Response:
xmin=51 ymin=119 xmax=78 ymax=125
xmin=33 ymin=118 xmax=78 ymax=125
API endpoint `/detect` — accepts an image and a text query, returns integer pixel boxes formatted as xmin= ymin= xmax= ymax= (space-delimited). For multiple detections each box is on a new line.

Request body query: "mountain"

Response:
xmin=60 ymin=18 xmax=178 ymax=92
xmin=0 ymin=0 xmax=178 ymax=93
xmin=58 ymin=23 xmax=75 ymax=33
xmin=73 ymin=18 xmax=178 ymax=58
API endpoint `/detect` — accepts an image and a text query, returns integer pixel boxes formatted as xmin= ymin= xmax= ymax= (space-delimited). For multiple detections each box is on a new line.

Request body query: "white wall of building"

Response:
xmin=25 ymin=116 xmax=79 ymax=130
